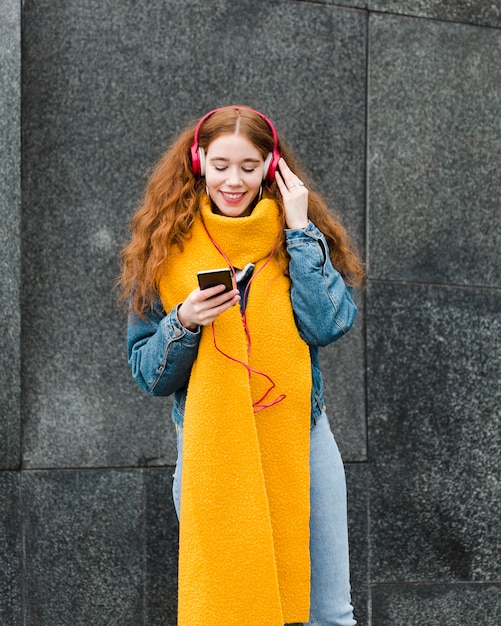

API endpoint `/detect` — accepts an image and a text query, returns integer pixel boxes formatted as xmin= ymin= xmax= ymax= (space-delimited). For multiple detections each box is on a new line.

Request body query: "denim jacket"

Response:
xmin=127 ymin=221 xmax=357 ymax=426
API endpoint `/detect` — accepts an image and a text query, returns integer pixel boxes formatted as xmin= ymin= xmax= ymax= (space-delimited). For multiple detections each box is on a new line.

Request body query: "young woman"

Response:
xmin=119 ymin=106 xmax=363 ymax=626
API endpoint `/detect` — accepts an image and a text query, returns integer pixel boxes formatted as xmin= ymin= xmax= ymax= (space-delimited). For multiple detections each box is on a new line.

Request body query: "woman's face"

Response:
xmin=204 ymin=133 xmax=265 ymax=217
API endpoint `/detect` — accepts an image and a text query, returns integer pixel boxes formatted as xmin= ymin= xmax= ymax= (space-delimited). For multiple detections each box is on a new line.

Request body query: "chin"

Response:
xmin=222 ymin=206 xmax=252 ymax=218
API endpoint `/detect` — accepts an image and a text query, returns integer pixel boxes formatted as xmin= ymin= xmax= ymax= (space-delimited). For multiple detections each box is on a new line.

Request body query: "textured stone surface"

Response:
xmin=0 ymin=0 xmax=21 ymax=469
xmin=143 ymin=468 xmax=179 ymax=626
xmin=368 ymin=282 xmax=501 ymax=583
xmin=21 ymin=0 xmax=367 ymax=469
xmin=8 ymin=2 xmax=498 ymax=624
xmin=23 ymin=470 xmax=143 ymax=624
xmin=372 ymin=582 xmax=501 ymax=625
xmin=346 ymin=464 xmax=369 ymax=626
xmin=22 ymin=468 xmax=179 ymax=625
xmin=368 ymin=14 xmax=501 ymax=287
xmin=321 ymin=291 xmax=367 ymax=462
xmin=0 ymin=473 xmax=22 ymax=626
xmin=369 ymin=0 xmax=501 ymax=27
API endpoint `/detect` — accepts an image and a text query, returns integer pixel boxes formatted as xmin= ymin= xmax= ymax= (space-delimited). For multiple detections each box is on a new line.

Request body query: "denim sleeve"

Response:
xmin=286 ymin=221 xmax=357 ymax=347
xmin=127 ymin=298 xmax=201 ymax=396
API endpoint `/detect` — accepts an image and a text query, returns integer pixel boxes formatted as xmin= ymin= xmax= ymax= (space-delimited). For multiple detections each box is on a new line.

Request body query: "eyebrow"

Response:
xmin=209 ymin=157 xmax=261 ymax=164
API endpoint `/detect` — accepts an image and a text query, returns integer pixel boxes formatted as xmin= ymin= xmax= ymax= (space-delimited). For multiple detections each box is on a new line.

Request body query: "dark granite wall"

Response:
xmin=1 ymin=0 xmax=499 ymax=623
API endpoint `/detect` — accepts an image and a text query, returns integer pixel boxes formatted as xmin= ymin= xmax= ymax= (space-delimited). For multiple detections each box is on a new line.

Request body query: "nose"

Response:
xmin=226 ymin=167 xmax=242 ymax=186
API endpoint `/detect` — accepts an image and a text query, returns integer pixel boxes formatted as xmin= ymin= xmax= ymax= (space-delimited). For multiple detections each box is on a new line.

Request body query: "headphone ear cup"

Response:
xmin=262 ymin=153 xmax=272 ymax=182
xmin=264 ymin=150 xmax=281 ymax=185
xmin=198 ymin=147 xmax=206 ymax=177
xmin=190 ymin=143 xmax=200 ymax=176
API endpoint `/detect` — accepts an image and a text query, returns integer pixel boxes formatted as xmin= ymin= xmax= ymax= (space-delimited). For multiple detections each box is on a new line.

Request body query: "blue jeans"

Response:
xmin=172 ymin=413 xmax=356 ymax=626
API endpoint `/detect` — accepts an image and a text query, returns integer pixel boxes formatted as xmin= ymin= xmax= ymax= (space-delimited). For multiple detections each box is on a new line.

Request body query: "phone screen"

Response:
xmin=197 ymin=268 xmax=234 ymax=293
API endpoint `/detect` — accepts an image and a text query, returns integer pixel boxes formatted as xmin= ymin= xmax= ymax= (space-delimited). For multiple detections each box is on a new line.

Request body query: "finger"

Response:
xmin=278 ymin=157 xmax=292 ymax=175
xmin=196 ymin=283 xmax=227 ymax=300
xmin=276 ymin=168 xmax=297 ymax=197
xmin=196 ymin=284 xmax=238 ymax=303
xmin=277 ymin=158 xmax=304 ymax=192
xmin=197 ymin=289 xmax=240 ymax=313
xmin=197 ymin=294 xmax=241 ymax=325
xmin=277 ymin=161 xmax=292 ymax=187
xmin=274 ymin=168 xmax=287 ymax=191
xmin=205 ymin=287 xmax=239 ymax=302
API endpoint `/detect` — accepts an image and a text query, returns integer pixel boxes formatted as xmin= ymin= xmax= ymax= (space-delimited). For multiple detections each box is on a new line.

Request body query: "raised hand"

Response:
xmin=275 ymin=158 xmax=309 ymax=229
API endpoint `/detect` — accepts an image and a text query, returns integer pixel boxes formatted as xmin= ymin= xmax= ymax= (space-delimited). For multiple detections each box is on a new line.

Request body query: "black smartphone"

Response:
xmin=197 ymin=268 xmax=234 ymax=294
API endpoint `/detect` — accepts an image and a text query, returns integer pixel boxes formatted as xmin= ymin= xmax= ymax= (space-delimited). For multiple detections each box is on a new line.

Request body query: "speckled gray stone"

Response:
xmin=372 ymin=582 xmax=501 ymax=625
xmin=143 ymin=468 xmax=179 ymax=626
xmin=321 ymin=291 xmax=367 ymax=462
xmin=0 ymin=473 xmax=22 ymax=626
xmin=21 ymin=0 xmax=367 ymax=469
xmin=23 ymin=470 xmax=143 ymax=624
xmin=368 ymin=282 xmax=501 ymax=583
xmin=23 ymin=467 xmax=179 ymax=625
xmin=0 ymin=0 xmax=21 ymax=469
xmin=368 ymin=14 xmax=501 ymax=287
xmin=369 ymin=0 xmax=501 ymax=27
xmin=346 ymin=464 xmax=369 ymax=626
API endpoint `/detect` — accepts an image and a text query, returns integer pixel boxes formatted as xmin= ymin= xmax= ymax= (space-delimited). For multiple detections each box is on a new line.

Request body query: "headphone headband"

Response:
xmin=189 ymin=106 xmax=281 ymax=185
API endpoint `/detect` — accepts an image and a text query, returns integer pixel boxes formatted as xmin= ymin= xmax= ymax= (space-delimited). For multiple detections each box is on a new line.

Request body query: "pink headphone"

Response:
xmin=189 ymin=106 xmax=281 ymax=186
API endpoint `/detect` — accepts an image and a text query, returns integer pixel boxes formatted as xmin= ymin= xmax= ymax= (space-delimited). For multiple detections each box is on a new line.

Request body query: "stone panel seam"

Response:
xmin=367 ymin=7 xmax=501 ymax=30
xmin=19 ymin=471 xmax=27 ymax=626
xmin=366 ymin=457 xmax=373 ymax=624
xmin=367 ymin=278 xmax=501 ymax=292
xmin=14 ymin=464 xmax=176 ymax=472
xmin=362 ymin=9 xmax=371 ymax=471
xmin=288 ymin=1 xmax=365 ymax=11
xmin=285 ymin=0 xmax=369 ymax=19
xmin=293 ymin=0 xmax=501 ymax=30
xmin=371 ymin=580 xmax=501 ymax=587
xmin=140 ymin=468 xmax=147 ymax=626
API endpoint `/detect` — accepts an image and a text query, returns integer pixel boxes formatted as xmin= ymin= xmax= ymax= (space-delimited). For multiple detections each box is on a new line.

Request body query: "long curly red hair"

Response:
xmin=118 ymin=106 xmax=364 ymax=315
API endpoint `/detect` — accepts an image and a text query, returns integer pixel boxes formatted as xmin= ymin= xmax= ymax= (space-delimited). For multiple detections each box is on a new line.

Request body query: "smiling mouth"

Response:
xmin=220 ymin=191 xmax=246 ymax=201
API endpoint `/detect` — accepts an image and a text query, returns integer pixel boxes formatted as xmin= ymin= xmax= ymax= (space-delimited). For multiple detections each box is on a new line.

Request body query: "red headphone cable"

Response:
xmin=210 ymin=322 xmax=286 ymax=412
xmin=201 ymin=218 xmax=286 ymax=412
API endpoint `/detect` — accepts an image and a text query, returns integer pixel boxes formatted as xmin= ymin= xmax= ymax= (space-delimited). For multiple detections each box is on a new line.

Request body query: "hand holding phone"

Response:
xmin=178 ymin=268 xmax=239 ymax=330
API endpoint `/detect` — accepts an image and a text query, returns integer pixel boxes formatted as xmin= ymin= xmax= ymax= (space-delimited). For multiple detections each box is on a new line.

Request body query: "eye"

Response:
xmin=242 ymin=167 xmax=256 ymax=173
xmin=214 ymin=166 xmax=227 ymax=172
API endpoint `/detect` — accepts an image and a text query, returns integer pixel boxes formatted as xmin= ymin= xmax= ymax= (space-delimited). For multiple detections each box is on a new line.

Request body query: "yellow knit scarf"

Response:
xmin=158 ymin=195 xmax=312 ymax=625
